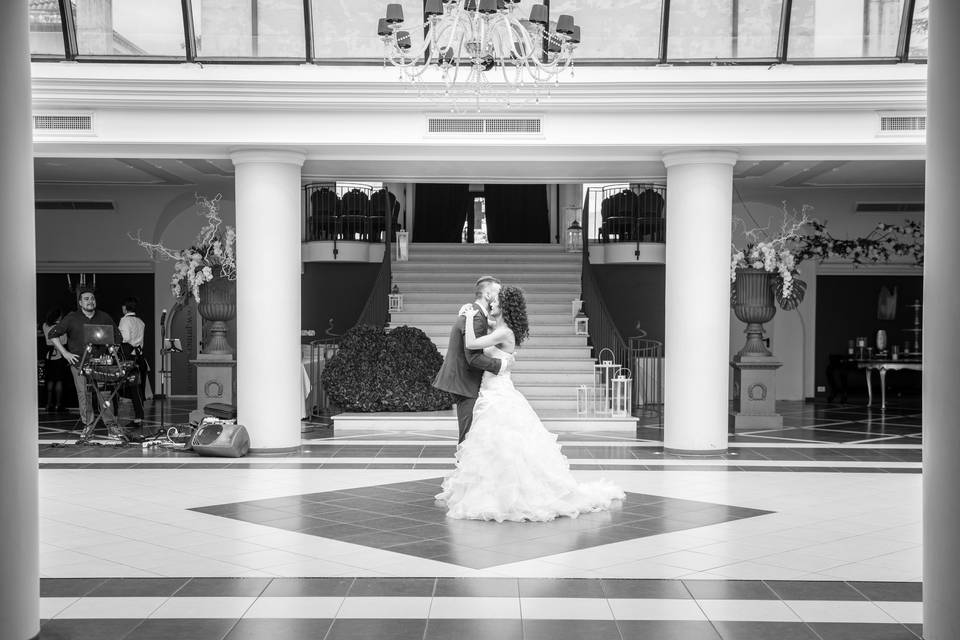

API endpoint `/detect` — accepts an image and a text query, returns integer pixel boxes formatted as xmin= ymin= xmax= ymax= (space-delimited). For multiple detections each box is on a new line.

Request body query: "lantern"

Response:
xmin=388 ymin=284 xmax=403 ymax=312
xmin=574 ymin=310 xmax=589 ymax=335
xmin=566 ymin=219 xmax=583 ymax=252
xmin=395 ymin=230 xmax=409 ymax=261
xmin=611 ymin=367 xmax=632 ymax=418
xmin=593 ymin=348 xmax=618 ymax=415
xmin=577 ymin=384 xmax=591 ymax=416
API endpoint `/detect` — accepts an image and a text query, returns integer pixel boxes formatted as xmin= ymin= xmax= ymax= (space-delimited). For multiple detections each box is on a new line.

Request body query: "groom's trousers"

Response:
xmin=452 ymin=393 xmax=478 ymax=444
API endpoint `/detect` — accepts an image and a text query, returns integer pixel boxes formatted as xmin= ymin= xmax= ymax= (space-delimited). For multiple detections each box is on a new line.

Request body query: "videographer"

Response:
xmin=47 ymin=286 xmax=123 ymax=433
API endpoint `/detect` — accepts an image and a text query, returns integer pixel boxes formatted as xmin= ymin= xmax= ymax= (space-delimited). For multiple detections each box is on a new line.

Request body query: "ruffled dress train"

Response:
xmin=436 ymin=349 xmax=625 ymax=522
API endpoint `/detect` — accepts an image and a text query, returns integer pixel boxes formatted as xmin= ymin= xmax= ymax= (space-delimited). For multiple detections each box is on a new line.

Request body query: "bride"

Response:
xmin=435 ymin=285 xmax=625 ymax=522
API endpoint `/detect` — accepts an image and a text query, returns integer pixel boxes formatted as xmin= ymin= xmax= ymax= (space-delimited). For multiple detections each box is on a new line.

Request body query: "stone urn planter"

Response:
xmin=732 ymin=268 xmax=776 ymax=357
xmin=197 ymin=276 xmax=236 ymax=356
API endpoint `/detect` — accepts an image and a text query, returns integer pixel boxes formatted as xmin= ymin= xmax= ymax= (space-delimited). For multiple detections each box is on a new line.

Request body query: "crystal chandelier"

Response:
xmin=377 ymin=1 xmax=580 ymax=111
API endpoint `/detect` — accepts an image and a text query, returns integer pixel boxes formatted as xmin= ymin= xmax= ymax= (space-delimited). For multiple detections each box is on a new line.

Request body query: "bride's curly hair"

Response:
xmin=498 ymin=285 xmax=530 ymax=346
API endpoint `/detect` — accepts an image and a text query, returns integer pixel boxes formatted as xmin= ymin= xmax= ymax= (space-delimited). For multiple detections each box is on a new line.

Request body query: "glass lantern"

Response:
xmin=593 ymin=348 xmax=618 ymax=415
xmin=388 ymin=284 xmax=403 ymax=312
xmin=395 ymin=230 xmax=409 ymax=262
xmin=576 ymin=384 xmax=591 ymax=416
xmin=611 ymin=367 xmax=632 ymax=418
xmin=566 ymin=219 xmax=583 ymax=252
xmin=574 ymin=310 xmax=589 ymax=335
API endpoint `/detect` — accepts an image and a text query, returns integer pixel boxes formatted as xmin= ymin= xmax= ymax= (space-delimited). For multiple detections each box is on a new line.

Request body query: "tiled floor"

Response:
xmin=36 ymin=397 xmax=924 ymax=639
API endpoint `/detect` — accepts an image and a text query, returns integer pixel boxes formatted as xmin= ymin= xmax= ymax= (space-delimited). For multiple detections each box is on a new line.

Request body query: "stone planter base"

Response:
xmin=729 ymin=354 xmax=783 ymax=432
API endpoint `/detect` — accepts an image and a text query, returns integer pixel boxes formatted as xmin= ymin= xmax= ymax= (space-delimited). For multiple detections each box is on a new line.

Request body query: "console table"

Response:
xmin=856 ymin=359 xmax=922 ymax=410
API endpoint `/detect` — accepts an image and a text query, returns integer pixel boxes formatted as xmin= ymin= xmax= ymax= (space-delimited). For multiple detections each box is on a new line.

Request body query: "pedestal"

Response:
xmin=190 ymin=354 xmax=236 ymax=424
xmin=729 ymin=355 xmax=783 ymax=432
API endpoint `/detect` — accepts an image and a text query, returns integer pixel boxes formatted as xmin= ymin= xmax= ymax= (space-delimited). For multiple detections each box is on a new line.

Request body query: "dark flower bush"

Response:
xmin=321 ymin=324 xmax=453 ymax=412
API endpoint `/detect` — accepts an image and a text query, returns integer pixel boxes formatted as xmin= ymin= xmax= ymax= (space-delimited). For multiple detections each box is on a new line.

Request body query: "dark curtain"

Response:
xmin=483 ymin=184 xmax=550 ymax=243
xmin=413 ymin=183 xmax=472 ymax=242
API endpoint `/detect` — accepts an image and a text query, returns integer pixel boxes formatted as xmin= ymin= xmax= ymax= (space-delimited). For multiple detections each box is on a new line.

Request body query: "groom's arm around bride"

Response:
xmin=433 ymin=279 xmax=503 ymax=444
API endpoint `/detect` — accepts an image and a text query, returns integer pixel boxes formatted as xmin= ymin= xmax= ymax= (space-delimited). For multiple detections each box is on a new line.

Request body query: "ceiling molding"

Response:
xmin=30 ymin=64 xmax=927 ymax=113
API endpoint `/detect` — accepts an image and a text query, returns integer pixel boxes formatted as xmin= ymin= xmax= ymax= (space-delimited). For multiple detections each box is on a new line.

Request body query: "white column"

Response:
xmin=0 ymin=1 xmax=39 ymax=638
xmin=231 ymin=149 xmax=306 ymax=451
xmin=925 ymin=1 xmax=960 ymax=637
xmin=662 ymin=150 xmax=738 ymax=453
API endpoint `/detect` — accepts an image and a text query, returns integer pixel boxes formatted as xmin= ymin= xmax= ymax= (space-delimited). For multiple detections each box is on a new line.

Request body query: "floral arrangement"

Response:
xmin=731 ymin=205 xmax=811 ymax=310
xmin=794 ymin=219 xmax=924 ymax=266
xmin=131 ymin=194 xmax=236 ymax=303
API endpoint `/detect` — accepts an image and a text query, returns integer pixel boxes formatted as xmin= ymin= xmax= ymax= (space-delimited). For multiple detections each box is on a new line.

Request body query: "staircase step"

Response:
xmin=332 ymin=410 xmax=638 ymax=433
xmin=394 ymin=261 xmax=579 ymax=272
xmin=392 ymin=312 xmax=577 ymax=325
xmin=438 ymin=346 xmax=593 ymax=359
xmin=398 ymin=292 xmax=581 ymax=304
xmin=421 ymin=334 xmax=587 ymax=348
xmin=402 ymin=322 xmax=580 ymax=337
xmin=394 ymin=272 xmax=581 ymax=283
xmin=395 ymin=282 xmax=580 ymax=293
xmin=512 ymin=371 xmax=597 ymax=384
xmin=401 ymin=302 xmax=573 ymax=314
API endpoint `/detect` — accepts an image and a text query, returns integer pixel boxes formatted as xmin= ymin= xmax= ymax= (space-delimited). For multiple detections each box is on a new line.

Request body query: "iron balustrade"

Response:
xmin=584 ymin=183 xmax=666 ymax=260
xmin=302 ymin=183 xmax=401 ymax=259
xmin=581 ymin=188 xmax=664 ymax=428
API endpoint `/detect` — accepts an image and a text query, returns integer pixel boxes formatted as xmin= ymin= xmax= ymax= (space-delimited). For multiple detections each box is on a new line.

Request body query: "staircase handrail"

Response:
xmin=354 ymin=203 xmax=393 ymax=328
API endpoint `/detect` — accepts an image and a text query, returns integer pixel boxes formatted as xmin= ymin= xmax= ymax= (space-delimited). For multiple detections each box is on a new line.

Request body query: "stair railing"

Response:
xmin=581 ymin=189 xmax=662 ymax=426
xmin=354 ymin=204 xmax=393 ymax=328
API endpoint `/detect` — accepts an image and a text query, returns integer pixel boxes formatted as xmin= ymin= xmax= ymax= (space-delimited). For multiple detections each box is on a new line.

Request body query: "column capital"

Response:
xmin=230 ymin=148 xmax=306 ymax=167
xmin=662 ymin=149 xmax=739 ymax=169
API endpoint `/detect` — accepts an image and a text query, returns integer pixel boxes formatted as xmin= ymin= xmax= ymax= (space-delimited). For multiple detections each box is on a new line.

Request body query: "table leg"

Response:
xmin=879 ymin=368 xmax=887 ymax=411
xmin=865 ymin=368 xmax=872 ymax=406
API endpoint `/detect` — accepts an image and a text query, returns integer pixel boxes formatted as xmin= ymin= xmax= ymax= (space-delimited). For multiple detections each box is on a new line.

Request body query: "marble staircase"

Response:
xmin=334 ymin=243 xmax=637 ymax=433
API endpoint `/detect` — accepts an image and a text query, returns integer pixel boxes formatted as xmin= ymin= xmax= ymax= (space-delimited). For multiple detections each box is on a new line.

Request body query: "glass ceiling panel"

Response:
xmin=313 ymin=0 xmax=422 ymax=59
xmin=29 ymin=0 xmax=65 ymax=56
xmin=788 ymin=0 xmax=905 ymax=59
xmin=75 ymin=0 xmax=186 ymax=56
xmin=550 ymin=0 xmax=662 ymax=59
xmin=909 ymin=0 xmax=928 ymax=59
xmin=667 ymin=0 xmax=783 ymax=60
xmin=194 ymin=0 xmax=305 ymax=58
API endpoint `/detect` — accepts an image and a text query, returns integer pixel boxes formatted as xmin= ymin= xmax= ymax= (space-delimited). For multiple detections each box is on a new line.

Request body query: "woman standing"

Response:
xmin=41 ymin=308 xmax=67 ymax=412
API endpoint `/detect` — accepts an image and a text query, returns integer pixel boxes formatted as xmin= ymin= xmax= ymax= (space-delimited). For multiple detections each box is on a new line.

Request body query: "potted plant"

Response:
xmin=132 ymin=194 xmax=237 ymax=355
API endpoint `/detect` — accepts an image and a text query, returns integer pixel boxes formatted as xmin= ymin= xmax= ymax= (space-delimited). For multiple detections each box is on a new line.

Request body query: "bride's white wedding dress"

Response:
xmin=436 ymin=346 xmax=625 ymax=522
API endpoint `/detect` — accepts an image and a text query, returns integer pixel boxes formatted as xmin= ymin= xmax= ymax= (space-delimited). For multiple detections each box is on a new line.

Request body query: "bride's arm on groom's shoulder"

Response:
xmin=464 ymin=312 xmax=508 ymax=350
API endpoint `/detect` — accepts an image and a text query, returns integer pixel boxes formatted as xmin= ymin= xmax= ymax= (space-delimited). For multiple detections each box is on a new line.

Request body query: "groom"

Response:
xmin=433 ymin=275 xmax=504 ymax=444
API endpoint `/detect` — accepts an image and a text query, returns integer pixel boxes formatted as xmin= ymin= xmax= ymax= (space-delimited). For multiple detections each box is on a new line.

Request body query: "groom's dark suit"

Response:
xmin=433 ymin=302 xmax=502 ymax=444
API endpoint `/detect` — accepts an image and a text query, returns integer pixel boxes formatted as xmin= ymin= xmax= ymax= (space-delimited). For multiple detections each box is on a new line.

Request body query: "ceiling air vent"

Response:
xmin=879 ymin=114 xmax=926 ymax=133
xmin=33 ymin=113 xmax=93 ymax=132
xmin=428 ymin=116 xmax=541 ymax=135
xmin=36 ymin=201 xmax=116 ymax=212
xmin=855 ymin=202 xmax=924 ymax=214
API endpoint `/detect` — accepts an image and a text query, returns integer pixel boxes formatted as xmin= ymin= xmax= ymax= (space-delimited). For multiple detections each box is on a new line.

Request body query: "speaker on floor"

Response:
xmin=190 ymin=421 xmax=250 ymax=458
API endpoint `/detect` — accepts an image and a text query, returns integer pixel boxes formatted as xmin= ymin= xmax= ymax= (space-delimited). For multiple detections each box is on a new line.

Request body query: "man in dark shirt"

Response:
xmin=47 ymin=287 xmax=123 ymax=433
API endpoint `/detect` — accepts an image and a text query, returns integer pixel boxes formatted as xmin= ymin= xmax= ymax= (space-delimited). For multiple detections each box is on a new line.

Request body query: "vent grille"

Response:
xmin=880 ymin=115 xmax=926 ymax=132
xmin=855 ymin=202 xmax=924 ymax=214
xmin=428 ymin=117 xmax=541 ymax=135
xmin=36 ymin=201 xmax=115 ymax=211
xmin=33 ymin=114 xmax=93 ymax=132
